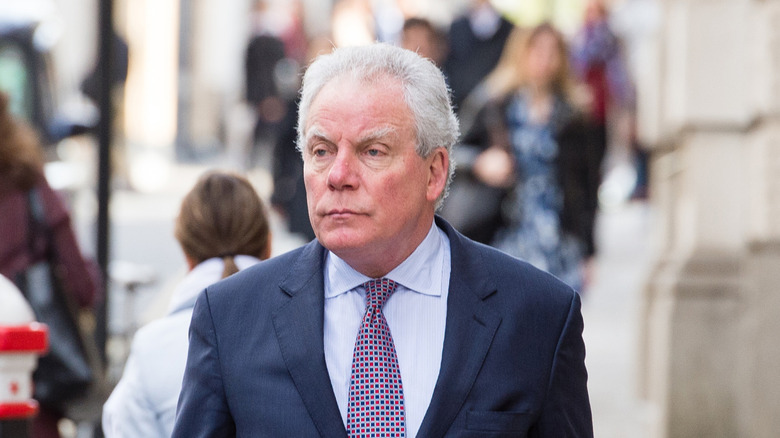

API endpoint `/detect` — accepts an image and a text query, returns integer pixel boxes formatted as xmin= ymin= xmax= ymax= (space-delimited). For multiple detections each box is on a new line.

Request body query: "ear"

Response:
xmin=426 ymin=147 xmax=449 ymax=203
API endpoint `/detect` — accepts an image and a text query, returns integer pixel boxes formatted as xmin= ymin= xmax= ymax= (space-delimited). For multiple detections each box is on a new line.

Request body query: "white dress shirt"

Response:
xmin=324 ymin=222 xmax=451 ymax=438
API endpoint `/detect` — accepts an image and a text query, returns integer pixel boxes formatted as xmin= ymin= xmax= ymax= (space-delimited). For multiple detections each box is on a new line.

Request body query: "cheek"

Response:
xmin=303 ymin=165 xmax=321 ymax=190
xmin=545 ymin=56 xmax=561 ymax=76
xmin=383 ymin=165 xmax=426 ymax=205
xmin=303 ymin=170 xmax=322 ymax=208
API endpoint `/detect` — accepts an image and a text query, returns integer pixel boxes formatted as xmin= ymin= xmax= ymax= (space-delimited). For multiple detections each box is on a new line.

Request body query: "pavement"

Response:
xmin=65 ymin=157 xmax=658 ymax=436
xmin=582 ymin=200 xmax=657 ymax=437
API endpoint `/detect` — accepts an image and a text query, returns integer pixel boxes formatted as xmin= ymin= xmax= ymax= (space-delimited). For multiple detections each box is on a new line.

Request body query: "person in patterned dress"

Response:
xmin=463 ymin=24 xmax=600 ymax=291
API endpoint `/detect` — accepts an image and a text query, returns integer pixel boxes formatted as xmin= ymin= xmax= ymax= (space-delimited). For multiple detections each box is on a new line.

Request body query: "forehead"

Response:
xmin=313 ymin=73 xmax=406 ymax=109
xmin=305 ymin=74 xmax=414 ymax=137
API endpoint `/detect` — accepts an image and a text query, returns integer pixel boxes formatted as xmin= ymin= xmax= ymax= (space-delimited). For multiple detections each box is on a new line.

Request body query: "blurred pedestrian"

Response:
xmin=459 ymin=24 xmax=600 ymax=292
xmin=277 ymin=0 xmax=308 ymax=64
xmin=400 ymin=17 xmax=447 ymax=67
xmin=245 ymin=0 xmax=289 ymax=158
xmin=443 ymin=0 xmax=514 ymax=111
xmin=102 ymin=170 xmax=271 ymax=438
xmin=0 ymin=91 xmax=101 ymax=437
xmin=80 ymin=30 xmax=129 ymax=105
xmin=80 ymin=30 xmax=130 ymax=188
xmin=571 ymin=0 xmax=638 ymax=200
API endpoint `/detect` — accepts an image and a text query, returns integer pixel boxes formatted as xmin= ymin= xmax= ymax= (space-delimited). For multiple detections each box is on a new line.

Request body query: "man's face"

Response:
xmin=302 ymin=75 xmax=448 ymax=277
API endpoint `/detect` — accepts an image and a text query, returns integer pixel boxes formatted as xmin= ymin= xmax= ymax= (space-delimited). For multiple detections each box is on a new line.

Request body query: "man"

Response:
xmin=173 ymin=43 xmax=592 ymax=437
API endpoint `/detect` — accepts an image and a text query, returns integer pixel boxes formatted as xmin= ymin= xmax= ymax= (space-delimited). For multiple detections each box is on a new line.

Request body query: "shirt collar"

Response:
xmin=325 ymin=222 xmax=446 ymax=298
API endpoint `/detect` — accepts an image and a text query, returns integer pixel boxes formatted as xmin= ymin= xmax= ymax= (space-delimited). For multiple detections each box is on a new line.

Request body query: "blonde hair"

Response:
xmin=485 ymin=23 xmax=577 ymax=102
xmin=0 ymin=92 xmax=44 ymax=191
xmin=174 ymin=171 xmax=271 ymax=278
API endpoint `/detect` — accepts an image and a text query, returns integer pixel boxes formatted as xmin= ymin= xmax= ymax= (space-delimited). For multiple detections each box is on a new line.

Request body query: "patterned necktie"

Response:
xmin=347 ymin=278 xmax=406 ymax=438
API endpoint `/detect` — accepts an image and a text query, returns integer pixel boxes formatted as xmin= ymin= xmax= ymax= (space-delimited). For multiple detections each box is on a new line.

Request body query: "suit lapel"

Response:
xmin=272 ymin=242 xmax=348 ymax=438
xmin=417 ymin=219 xmax=503 ymax=438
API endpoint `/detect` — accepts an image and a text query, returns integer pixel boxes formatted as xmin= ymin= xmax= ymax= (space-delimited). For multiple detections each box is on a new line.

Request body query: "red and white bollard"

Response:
xmin=0 ymin=275 xmax=48 ymax=438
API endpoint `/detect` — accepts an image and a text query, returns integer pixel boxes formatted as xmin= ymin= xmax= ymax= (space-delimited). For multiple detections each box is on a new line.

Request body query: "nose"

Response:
xmin=327 ymin=150 xmax=359 ymax=191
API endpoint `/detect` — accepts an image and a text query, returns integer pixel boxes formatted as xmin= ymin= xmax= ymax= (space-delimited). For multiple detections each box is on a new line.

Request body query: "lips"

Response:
xmin=324 ymin=209 xmax=362 ymax=218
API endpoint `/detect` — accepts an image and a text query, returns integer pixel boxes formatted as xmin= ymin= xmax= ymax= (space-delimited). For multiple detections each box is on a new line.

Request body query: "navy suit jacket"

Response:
xmin=172 ymin=217 xmax=592 ymax=437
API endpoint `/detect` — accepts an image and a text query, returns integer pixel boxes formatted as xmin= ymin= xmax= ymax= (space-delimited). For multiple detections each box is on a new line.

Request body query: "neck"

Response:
xmin=527 ymin=81 xmax=553 ymax=100
xmin=523 ymin=87 xmax=553 ymax=124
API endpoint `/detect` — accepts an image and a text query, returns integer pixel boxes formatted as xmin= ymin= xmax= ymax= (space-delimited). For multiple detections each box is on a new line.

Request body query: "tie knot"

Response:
xmin=363 ymin=278 xmax=397 ymax=310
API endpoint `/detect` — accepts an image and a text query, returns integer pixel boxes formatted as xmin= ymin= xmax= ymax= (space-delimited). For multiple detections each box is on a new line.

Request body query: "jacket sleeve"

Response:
xmin=454 ymin=98 xmax=510 ymax=177
xmin=171 ymin=290 xmax=236 ymax=437
xmin=460 ymin=99 xmax=505 ymax=150
xmin=533 ymin=292 xmax=593 ymax=437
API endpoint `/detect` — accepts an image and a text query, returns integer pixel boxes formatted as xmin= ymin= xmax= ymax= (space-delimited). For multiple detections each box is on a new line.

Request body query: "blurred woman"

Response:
xmin=462 ymin=23 xmax=600 ymax=291
xmin=0 ymin=92 xmax=100 ymax=438
xmin=102 ymin=170 xmax=271 ymax=437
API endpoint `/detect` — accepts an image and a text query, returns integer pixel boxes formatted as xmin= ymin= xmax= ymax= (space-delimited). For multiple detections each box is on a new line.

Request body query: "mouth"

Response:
xmin=324 ymin=209 xmax=363 ymax=219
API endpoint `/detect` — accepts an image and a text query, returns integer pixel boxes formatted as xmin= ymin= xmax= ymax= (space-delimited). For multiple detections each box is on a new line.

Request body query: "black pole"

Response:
xmin=95 ymin=0 xmax=114 ymax=364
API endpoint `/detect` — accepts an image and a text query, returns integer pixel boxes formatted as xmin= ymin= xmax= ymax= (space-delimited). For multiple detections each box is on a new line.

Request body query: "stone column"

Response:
xmin=741 ymin=0 xmax=780 ymax=424
xmin=638 ymin=0 xmax=780 ymax=436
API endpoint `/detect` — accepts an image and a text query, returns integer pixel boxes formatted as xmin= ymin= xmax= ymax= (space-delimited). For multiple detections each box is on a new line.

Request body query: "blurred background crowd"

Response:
xmin=2 ymin=0 xmax=655 ymax=436
xmin=0 ymin=0 xmax=655 ymax=203
xmin=8 ymin=0 xmax=780 ymax=436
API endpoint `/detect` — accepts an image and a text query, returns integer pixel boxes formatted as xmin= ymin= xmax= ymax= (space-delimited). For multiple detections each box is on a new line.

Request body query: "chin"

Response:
xmin=316 ymin=228 xmax=366 ymax=252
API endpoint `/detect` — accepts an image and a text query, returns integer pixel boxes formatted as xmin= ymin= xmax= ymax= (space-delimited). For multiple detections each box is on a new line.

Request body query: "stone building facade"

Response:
xmin=638 ymin=0 xmax=780 ymax=436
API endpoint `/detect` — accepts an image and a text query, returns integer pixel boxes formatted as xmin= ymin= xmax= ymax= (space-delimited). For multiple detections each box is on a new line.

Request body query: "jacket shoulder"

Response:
xmin=201 ymin=242 xmax=322 ymax=308
xmin=457 ymin=231 xmax=578 ymax=306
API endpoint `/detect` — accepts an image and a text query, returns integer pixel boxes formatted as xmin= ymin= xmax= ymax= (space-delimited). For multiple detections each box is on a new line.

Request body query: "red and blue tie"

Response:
xmin=347 ymin=278 xmax=406 ymax=438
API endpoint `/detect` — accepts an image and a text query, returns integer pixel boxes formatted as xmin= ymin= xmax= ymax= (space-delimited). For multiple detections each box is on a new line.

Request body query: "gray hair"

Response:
xmin=296 ymin=43 xmax=460 ymax=208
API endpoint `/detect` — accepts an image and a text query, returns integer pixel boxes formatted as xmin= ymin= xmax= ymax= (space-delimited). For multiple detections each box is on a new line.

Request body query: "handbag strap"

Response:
xmin=26 ymin=188 xmax=51 ymax=255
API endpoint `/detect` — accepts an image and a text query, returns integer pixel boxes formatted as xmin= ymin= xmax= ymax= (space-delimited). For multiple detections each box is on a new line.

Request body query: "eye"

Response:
xmin=364 ymin=143 xmax=389 ymax=158
xmin=308 ymin=142 xmax=332 ymax=158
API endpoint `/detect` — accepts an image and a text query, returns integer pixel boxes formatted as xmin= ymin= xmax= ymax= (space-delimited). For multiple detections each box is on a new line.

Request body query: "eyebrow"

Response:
xmin=303 ymin=127 xmax=330 ymax=151
xmin=305 ymin=126 xmax=397 ymax=149
xmin=358 ymin=126 xmax=397 ymax=145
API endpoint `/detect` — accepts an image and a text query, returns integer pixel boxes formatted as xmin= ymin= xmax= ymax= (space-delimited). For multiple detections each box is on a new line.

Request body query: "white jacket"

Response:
xmin=102 ymin=256 xmax=261 ymax=438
